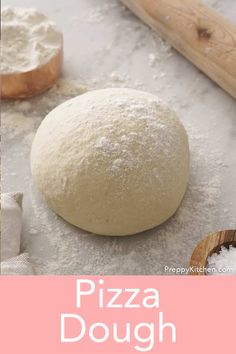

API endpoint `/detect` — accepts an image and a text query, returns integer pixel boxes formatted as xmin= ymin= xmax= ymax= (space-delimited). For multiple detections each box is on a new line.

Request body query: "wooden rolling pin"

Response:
xmin=121 ymin=0 xmax=236 ymax=99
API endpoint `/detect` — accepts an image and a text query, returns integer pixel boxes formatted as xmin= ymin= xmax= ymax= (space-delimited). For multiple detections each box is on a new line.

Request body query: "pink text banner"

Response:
xmin=0 ymin=276 xmax=235 ymax=354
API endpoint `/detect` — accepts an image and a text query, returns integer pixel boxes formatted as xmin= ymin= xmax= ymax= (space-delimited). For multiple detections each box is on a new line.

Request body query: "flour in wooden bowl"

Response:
xmin=1 ymin=6 xmax=62 ymax=74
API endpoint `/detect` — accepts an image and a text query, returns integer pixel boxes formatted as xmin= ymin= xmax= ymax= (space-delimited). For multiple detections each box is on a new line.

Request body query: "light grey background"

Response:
xmin=2 ymin=0 xmax=236 ymax=274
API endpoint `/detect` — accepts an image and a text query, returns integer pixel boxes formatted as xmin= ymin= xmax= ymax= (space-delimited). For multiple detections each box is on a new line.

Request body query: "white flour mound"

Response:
xmin=1 ymin=6 xmax=62 ymax=74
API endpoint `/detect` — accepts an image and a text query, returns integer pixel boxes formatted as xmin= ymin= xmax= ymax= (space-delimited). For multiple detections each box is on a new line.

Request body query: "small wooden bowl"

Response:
xmin=1 ymin=38 xmax=63 ymax=99
xmin=189 ymin=229 xmax=236 ymax=275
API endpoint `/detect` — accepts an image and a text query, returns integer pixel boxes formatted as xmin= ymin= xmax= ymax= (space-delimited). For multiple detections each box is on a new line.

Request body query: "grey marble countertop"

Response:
xmin=2 ymin=0 xmax=236 ymax=274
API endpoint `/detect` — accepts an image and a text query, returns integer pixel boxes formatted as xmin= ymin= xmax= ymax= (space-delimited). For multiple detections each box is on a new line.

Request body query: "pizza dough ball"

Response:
xmin=31 ymin=88 xmax=190 ymax=236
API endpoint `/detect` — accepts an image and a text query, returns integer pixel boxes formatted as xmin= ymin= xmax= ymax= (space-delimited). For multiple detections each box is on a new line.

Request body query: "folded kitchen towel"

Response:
xmin=1 ymin=192 xmax=35 ymax=275
xmin=1 ymin=192 xmax=23 ymax=261
xmin=1 ymin=253 xmax=35 ymax=275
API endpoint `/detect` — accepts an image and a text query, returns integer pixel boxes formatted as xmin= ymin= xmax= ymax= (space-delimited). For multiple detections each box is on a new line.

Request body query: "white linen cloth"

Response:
xmin=1 ymin=253 xmax=34 ymax=275
xmin=1 ymin=192 xmax=34 ymax=275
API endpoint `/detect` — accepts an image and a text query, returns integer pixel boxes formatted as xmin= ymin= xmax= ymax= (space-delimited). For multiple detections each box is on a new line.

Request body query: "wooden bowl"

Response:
xmin=189 ymin=229 xmax=236 ymax=275
xmin=1 ymin=38 xmax=63 ymax=99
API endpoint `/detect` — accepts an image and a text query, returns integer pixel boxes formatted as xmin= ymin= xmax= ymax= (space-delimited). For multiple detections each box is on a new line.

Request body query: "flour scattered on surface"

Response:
xmin=16 ymin=101 xmax=32 ymax=112
xmin=79 ymin=1 xmax=122 ymax=24
xmin=109 ymin=71 xmax=130 ymax=82
xmin=45 ymin=79 xmax=87 ymax=100
xmin=1 ymin=112 xmax=40 ymax=140
xmin=82 ymin=9 xmax=104 ymax=23
xmin=148 ymin=53 xmax=159 ymax=67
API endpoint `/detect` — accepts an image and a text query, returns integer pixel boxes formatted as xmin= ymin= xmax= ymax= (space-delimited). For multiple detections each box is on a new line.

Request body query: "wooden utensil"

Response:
xmin=189 ymin=229 xmax=236 ymax=275
xmin=121 ymin=0 xmax=236 ymax=99
xmin=1 ymin=40 xmax=63 ymax=99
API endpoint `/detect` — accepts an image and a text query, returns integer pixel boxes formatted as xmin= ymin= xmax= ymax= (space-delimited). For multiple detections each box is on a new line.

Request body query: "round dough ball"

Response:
xmin=31 ymin=88 xmax=190 ymax=236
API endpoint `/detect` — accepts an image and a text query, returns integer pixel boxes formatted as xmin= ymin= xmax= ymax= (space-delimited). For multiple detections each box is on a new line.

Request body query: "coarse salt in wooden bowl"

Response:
xmin=1 ymin=7 xmax=63 ymax=99
xmin=189 ymin=229 xmax=236 ymax=275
